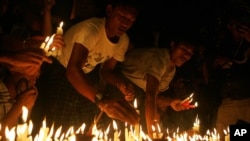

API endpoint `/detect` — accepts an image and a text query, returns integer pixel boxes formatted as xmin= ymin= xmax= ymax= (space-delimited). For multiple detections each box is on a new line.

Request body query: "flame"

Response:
xmin=59 ymin=21 xmax=64 ymax=28
xmin=21 ymin=106 xmax=28 ymax=122
xmin=133 ymin=98 xmax=138 ymax=109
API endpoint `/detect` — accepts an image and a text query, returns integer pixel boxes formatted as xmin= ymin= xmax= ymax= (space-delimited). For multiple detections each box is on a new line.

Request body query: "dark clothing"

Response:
xmin=217 ymin=60 xmax=250 ymax=99
xmin=214 ymin=36 xmax=250 ymax=99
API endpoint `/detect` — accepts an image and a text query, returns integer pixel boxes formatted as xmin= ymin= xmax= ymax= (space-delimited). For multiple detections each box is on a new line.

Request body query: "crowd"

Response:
xmin=0 ymin=0 xmax=250 ymax=140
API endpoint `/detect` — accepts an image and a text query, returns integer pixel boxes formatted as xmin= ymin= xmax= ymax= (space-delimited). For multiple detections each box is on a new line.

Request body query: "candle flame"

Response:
xmin=133 ymin=98 xmax=138 ymax=109
xmin=22 ymin=106 xmax=29 ymax=122
xmin=59 ymin=21 xmax=64 ymax=28
xmin=112 ymin=120 xmax=118 ymax=130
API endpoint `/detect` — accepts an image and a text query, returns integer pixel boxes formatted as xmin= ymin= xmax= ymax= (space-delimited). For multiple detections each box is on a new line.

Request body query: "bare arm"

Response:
xmin=0 ymin=88 xmax=37 ymax=135
xmin=66 ymin=43 xmax=139 ymax=124
xmin=145 ymin=73 xmax=160 ymax=138
xmin=101 ymin=58 xmax=135 ymax=101
xmin=66 ymin=43 xmax=98 ymax=102
xmin=42 ymin=0 xmax=55 ymax=36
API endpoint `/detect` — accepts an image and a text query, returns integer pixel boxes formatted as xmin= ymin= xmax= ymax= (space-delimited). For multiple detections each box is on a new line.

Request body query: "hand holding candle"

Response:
xmin=56 ymin=21 xmax=64 ymax=35
xmin=55 ymin=21 xmax=64 ymax=56
xmin=180 ymin=93 xmax=198 ymax=109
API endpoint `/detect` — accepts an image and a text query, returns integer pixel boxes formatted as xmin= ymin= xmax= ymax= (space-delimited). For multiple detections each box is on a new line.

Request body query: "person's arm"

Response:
xmin=66 ymin=43 xmax=139 ymax=125
xmin=100 ymin=58 xmax=135 ymax=101
xmin=0 ymin=88 xmax=37 ymax=135
xmin=42 ymin=0 xmax=55 ymax=36
xmin=145 ymin=73 xmax=160 ymax=138
xmin=66 ymin=43 xmax=98 ymax=102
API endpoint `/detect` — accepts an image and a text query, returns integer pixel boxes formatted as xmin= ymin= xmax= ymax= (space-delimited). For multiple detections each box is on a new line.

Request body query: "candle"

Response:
xmin=133 ymin=99 xmax=141 ymax=141
xmin=40 ymin=36 xmax=50 ymax=49
xmin=55 ymin=21 xmax=64 ymax=56
xmin=44 ymin=34 xmax=55 ymax=54
xmin=113 ymin=120 xmax=120 ymax=141
xmin=56 ymin=21 xmax=64 ymax=35
xmin=125 ymin=123 xmax=128 ymax=141
xmin=192 ymin=115 xmax=200 ymax=132
xmin=224 ymin=128 xmax=230 ymax=141
xmin=152 ymin=125 xmax=157 ymax=139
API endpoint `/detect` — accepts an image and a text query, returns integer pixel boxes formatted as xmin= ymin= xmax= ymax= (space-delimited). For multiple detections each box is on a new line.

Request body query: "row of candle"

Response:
xmin=0 ymin=107 xmax=230 ymax=141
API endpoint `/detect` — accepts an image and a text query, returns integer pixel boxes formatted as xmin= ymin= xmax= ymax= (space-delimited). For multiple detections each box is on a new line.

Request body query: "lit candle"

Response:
xmin=192 ymin=115 xmax=200 ymax=132
xmin=40 ymin=36 xmax=50 ymax=49
xmin=152 ymin=125 xmax=157 ymax=139
xmin=16 ymin=106 xmax=29 ymax=141
xmin=56 ymin=21 xmax=64 ymax=35
xmin=133 ymin=99 xmax=141 ymax=141
xmin=44 ymin=34 xmax=55 ymax=54
xmin=125 ymin=122 xmax=128 ymax=141
xmin=224 ymin=127 xmax=230 ymax=141
xmin=113 ymin=120 xmax=120 ymax=141
xmin=55 ymin=21 xmax=64 ymax=56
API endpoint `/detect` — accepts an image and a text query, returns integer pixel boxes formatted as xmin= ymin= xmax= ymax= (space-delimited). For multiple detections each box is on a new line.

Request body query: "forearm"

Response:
xmin=42 ymin=8 xmax=53 ymax=36
xmin=0 ymin=102 xmax=23 ymax=130
xmin=145 ymin=73 xmax=160 ymax=137
xmin=66 ymin=67 xmax=99 ymax=103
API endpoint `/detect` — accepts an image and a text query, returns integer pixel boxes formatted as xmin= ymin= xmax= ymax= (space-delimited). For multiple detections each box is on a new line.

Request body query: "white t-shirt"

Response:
xmin=121 ymin=48 xmax=176 ymax=92
xmin=57 ymin=17 xmax=129 ymax=73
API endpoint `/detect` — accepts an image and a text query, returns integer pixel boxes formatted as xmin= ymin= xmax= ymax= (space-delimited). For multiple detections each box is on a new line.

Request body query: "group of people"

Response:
xmin=0 ymin=0 xmax=250 ymax=140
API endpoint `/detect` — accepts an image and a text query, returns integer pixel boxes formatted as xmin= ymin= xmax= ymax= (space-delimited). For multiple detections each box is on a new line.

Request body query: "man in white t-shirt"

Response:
xmin=115 ymin=37 xmax=199 ymax=137
xmin=32 ymin=0 xmax=140 ymax=132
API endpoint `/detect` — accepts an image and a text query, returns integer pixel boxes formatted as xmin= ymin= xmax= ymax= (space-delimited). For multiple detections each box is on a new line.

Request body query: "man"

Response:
xmin=32 ymin=0 xmax=140 ymax=132
xmin=107 ymin=35 xmax=200 ymax=137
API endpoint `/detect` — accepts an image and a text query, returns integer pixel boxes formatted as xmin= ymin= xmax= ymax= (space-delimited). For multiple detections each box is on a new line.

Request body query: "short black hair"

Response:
xmin=106 ymin=0 xmax=141 ymax=13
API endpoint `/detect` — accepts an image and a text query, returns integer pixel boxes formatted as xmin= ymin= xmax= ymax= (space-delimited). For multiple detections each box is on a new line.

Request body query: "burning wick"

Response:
xmin=180 ymin=93 xmax=198 ymax=108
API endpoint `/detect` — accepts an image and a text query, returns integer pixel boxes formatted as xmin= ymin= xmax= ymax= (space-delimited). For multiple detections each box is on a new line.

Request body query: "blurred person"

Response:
xmin=206 ymin=6 xmax=250 ymax=139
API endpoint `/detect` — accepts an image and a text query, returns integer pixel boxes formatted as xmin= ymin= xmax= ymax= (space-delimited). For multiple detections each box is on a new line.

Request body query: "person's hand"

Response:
xmin=170 ymin=99 xmax=191 ymax=111
xmin=7 ymin=51 xmax=52 ymax=79
xmin=15 ymin=87 xmax=38 ymax=110
xmin=98 ymin=97 xmax=139 ymax=125
xmin=117 ymin=82 xmax=135 ymax=101
xmin=49 ymin=34 xmax=65 ymax=51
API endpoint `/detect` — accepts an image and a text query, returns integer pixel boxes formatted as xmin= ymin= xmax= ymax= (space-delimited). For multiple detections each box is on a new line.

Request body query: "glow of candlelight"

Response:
xmin=5 ymin=126 xmax=16 ymax=141
xmin=56 ymin=21 xmax=64 ymax=35
xmin=180 ymin=93 xmax=194 ymax=104
xmin=54 ymin=126 xmax=62 ymax=140
xmin=21 ymin=106 xmax=28 ymax=122
xmin=133 ymin=99 xmax=138 ymax=109
xmin=44 ymin=34 xmax=55 ymax=53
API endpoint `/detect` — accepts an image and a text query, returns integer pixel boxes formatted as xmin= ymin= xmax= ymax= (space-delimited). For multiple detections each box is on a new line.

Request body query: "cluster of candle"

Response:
xmin=40 ymin=21 xmax=63 ymax=57
xmin=0 ymin=98 xmax=231 ymax=141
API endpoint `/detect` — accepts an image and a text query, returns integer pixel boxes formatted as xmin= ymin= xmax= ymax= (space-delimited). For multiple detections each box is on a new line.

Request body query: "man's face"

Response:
xmin=170 ymin=42 xmax=195 ymax=67
xmin=106 ymin=5 xmax=137 ymax=37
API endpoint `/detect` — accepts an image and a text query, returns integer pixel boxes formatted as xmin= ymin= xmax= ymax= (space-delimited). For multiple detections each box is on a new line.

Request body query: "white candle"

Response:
xmin=192 ymin=115 xmax=200 ymax=132
xmin=125 ymin=123 xmax=128 ymax=141
xmin=40 ymin=36 xmax=50 ymax=49
xmin=113 ymin=120 xmax=120 ymax=141
xmin=56 ymin=21 xmax=64 ymax=35
xmin=55 ymin=21 xmax=64 ymax=56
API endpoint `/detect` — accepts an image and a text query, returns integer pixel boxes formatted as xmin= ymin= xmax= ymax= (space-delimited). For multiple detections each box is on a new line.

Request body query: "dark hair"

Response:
xmin=106 ymin=0 xmax=141 ymax=13
xmin=171 ymin=32 xmax=203 ymax=50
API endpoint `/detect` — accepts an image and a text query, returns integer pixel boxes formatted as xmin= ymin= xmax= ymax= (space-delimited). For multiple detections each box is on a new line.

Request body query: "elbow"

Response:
xmin=66 ymin=67 xmax=75 ymax=83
